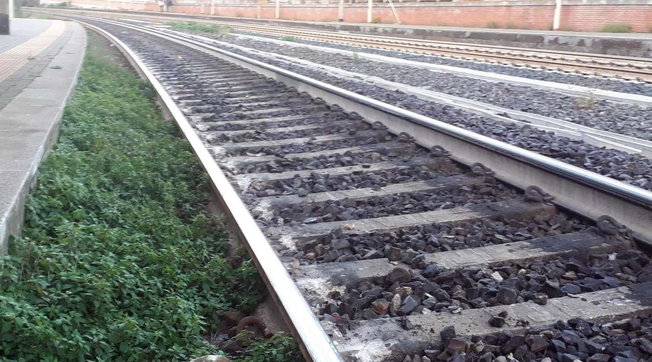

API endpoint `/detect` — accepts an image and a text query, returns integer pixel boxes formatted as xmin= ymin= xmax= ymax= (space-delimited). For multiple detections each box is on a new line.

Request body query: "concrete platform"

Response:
xmin=0 ymin=18 xmax=86 ymax=253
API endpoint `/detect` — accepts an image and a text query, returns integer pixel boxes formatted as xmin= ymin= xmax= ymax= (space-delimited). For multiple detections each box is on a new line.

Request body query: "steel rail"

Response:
xmin=230 ymin=24 xmax=652 ymax=64
xmin=222 ymin=25 xmax=652 ymax=81
xmin=195 ymin=31 xmax=652 ymax=156
xmin=42 ymin=14 xmax=651 ymax=361
xmin=77 ymin=20 xmax=343 ymax=362
xmin=23 ymin=10 xmax=652 ymax=359
xmin=77 ymin=16 xmax=652 ymax=243
xmin=24 ymin=7 xmax=652 ymax=77
xmin=190 ymin=29 xmax=652 ymax=106
xmin=56 ymin=14 xmax=652 ymax=360
xmin=37 ymin=4 xmax=652 ymax=106
xmin=24 ymin=7 xmax=652 ymax=62
xmin=72 ymin=14 xmax=652 ymax=240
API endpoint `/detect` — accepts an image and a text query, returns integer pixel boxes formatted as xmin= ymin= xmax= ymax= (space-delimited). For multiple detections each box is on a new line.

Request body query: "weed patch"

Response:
xmin=42 ymin=1 xmax=69 ymax=7
xmin=486 ymin=21 xmax=500 ymax=29
xmin=600 ymin=23 xmax=632 ymax=33
xmin=165 ymin=21 xmax=231 ymax=34
xmin=0 ymin=34 xmax=264 ymax=361
xmin=234 ymin=331 xmax=303 ymax=362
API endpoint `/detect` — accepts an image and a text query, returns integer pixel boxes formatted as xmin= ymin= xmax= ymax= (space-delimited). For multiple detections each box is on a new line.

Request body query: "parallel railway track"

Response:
xmin=24 ymin=7 xmax=652 ymax=83
xmin=43 ymin=13 xmax=652 ymax=362
xmin=212 ymin=23 xmax=652 ymax=83
xmin=26 ymin=6 xmax=652 ymax=84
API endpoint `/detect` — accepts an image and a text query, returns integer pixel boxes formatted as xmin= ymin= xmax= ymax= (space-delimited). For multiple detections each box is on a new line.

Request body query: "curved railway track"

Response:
xmin=48 ymin=13 xmax=652 ymax=362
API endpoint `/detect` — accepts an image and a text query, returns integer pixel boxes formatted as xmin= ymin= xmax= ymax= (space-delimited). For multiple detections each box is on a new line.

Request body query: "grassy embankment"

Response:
xmin=0 ymin=32 xmax=301 ymax=361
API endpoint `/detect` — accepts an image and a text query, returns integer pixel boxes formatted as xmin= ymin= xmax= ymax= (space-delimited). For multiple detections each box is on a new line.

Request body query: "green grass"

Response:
xmin=600 ymin=23 xmax=633 ymax=33
xmin=165 ymin=21 xmax=231 ymax=34
xmin=42 ymin=2 xmax=69 ymax=8
xmin=0 ymin=34 xmax=265 ymax=361
xmin=236 ymin=331 xmax=303 ymax=362
xmin=280 ymin=35 xmax=298 ymax=42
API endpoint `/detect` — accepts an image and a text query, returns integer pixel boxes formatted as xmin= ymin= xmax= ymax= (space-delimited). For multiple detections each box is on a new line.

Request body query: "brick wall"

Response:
xmin=62 ymin=0 xmax=652 ymax=33
xmin=254 ymin=5 xmax=551 ymax=26
xmin=562 ymin=5 xmax=652 ymax=32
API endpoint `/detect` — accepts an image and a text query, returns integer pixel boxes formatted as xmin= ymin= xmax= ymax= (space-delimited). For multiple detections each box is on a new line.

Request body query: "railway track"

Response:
xmin=24 ymin=7 xmax=652 ymax=83
xmin=151 ymin=28 xmax=652 ymax=159
xmin=222 ymin=24 xmax=652 ymax=83
xmin=54 ymin=14 xmax=652 ymax=362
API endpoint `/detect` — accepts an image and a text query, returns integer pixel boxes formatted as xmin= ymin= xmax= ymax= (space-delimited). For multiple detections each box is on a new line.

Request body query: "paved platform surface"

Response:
xmin=0 ymin=18 xmax=87 ymax=253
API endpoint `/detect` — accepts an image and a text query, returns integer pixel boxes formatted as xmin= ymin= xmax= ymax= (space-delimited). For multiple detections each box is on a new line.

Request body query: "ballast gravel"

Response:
xmin=239 ymin=31 xmax=652 ymax=98
xmin=238 ymin=145 xmax=432 ymax=174
xmin=275 ymin=181 xmax=519 ymax=223
xmin=89 ymin=20 xmax=652 ymax=362
xmin=158 ymin=32 xmax=652 ymax=191
xmin=245 ymin=163 xmax=462 ymax=205
xmin=319 ymin=248 xmax=650 ymax=321
xmin=408 ymin=314 xmax=652 ymax=362
xmin=187 ymin=32 xmax=652 ymax=140
xmin=295 ymin=211 xmax=588 ymax=265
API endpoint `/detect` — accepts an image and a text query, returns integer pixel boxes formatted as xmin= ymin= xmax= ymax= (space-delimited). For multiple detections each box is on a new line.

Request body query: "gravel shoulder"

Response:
xmin=188 ymin=32 xmax=651 ymax=142
xmin=239 ymin=31 xmax=652 ymax=98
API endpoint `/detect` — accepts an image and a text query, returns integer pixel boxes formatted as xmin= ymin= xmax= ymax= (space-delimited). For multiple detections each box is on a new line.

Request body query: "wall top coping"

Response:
xmin=195 ymin=0 xmax=652 ymax=7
